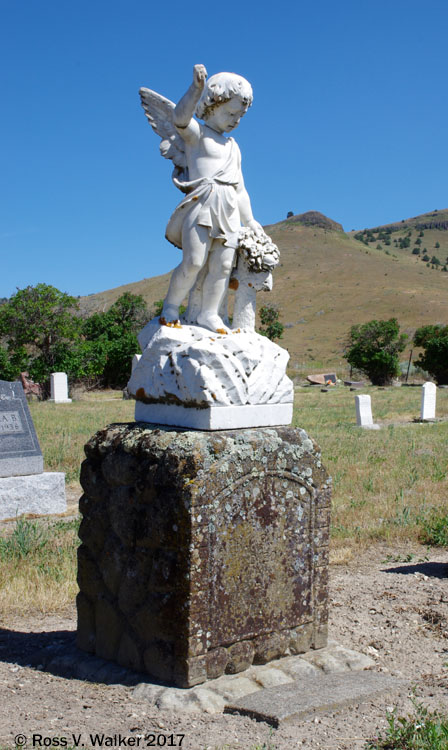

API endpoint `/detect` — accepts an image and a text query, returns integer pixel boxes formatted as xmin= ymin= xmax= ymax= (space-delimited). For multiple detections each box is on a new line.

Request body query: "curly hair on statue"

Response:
xmin=196 ymin=72 xmax=253 ymax=120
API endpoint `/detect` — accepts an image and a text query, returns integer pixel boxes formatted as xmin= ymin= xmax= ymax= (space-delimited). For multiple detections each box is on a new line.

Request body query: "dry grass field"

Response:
xmin=0 ymin=386 xmax=446 ymax=616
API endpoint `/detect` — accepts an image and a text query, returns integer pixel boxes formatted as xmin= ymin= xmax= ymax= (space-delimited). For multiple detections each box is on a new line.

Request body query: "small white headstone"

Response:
xmin=421 ymin=381 xmax=436 ymax=420
xmin=132 ymin=354 xmax=142 ymax=372
xmin=50 ymin=372 xmax=72 ymax=403
xmin=355 ymin=394 xmax=380 ymax=430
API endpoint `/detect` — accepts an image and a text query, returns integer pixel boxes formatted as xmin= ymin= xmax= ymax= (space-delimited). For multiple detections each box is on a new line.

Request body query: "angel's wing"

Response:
xmin=139 ymin=88 xmax=187 ymax=171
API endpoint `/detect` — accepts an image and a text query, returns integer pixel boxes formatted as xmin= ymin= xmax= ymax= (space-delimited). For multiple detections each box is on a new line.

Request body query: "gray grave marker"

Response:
xmin=0 ymin=379 xmax=66 ymax=519
xmin=0 ymin=380 xmax=43 ymax=477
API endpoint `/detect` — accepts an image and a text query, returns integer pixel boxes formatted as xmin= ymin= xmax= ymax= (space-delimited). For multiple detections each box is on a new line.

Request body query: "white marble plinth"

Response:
xmin=135 ymin=401 xmax=293 ymax=430
xmin=0 ymin=472 xmax=66 ymax=520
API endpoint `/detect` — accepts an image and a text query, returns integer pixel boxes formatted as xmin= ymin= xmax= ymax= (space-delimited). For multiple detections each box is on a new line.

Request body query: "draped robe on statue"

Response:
xmin=165 ymin=132 xmax=242 ymax=252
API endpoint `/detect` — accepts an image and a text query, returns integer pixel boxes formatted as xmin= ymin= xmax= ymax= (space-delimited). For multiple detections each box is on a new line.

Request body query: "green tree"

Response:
xmin=80 ymin=293 xmax=149 ymax=388
xmin=0 ymin=345 xmax=26 ymax=381
xmin=0 ymin=284 xmax=80 ymax=390
xmin=344 ymin=318 xmax=408 ymax=386
xmin=435 ymin=241 xmax=440 ymax=249
xmin=414 ymin=325 xmax=448 ymax=384
xmin=258 ymin=304 xmax=284 ymax=341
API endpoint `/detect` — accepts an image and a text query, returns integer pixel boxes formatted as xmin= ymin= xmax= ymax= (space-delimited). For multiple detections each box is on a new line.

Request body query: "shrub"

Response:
xmin=344 ymin=318 xmax=407 ymax=386
xmin=258 ymin=304 xmax=284 ymax=341
xmin=367 ymin=699 xmax=448 ymax=749
xmin=414 ymin=325 xmax=448 ymax=384
xmin=420 ymin=508 xmax=448 ymax=546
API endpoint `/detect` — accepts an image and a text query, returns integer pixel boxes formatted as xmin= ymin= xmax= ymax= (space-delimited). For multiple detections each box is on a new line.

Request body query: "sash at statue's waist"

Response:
xmin=172 ymin=174 xmax=239 ymax=195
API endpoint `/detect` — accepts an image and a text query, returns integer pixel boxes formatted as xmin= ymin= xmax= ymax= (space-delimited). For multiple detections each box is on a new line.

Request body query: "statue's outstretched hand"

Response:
xmin=193 ymin=64 xmax=208 ymax=89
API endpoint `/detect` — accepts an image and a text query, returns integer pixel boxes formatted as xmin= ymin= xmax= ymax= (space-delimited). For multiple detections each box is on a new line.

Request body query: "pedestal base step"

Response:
xmin=134 ymin=401 xmax=293 ymax=430
xmin=226 ymin=670 xmax=405 ymax=727
xmin=0 ymin=472 xmax=66 ymax=520
xmin=29 ymin=638 xmax=379 ymax=720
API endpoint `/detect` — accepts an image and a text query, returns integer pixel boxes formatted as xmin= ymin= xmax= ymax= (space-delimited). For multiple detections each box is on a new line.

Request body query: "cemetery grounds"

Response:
xmin=0 ymin=386 xmax=447 ymax=749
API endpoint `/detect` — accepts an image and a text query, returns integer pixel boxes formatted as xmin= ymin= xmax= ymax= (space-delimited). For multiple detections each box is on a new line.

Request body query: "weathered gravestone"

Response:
xmin=420 ymin=381 xmax=436 ymax=421
xmin=77 ymin=424 xmax=330 ymax=687
xmin=0 ymin=380 xmax=66 ymax=519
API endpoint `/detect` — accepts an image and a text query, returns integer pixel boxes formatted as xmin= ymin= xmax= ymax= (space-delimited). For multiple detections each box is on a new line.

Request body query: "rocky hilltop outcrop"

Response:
xmin=285 ymin=211 xmax=344 ymax=232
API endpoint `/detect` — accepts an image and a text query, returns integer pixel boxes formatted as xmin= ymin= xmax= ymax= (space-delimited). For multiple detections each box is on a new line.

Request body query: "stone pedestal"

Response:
xmin=77 ymin=424 xmax=331 ymax=688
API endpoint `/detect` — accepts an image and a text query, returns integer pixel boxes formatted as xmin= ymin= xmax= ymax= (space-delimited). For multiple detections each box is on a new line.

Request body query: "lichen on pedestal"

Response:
xmin=77 ymin=423 xmax=331 ymax=688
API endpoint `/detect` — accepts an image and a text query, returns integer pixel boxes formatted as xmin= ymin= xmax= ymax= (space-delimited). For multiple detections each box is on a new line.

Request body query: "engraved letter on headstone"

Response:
xmin=421 ymin=381 xmax=436 ymax=420
xmin=0 ymin=412 xmax=24 ymax=434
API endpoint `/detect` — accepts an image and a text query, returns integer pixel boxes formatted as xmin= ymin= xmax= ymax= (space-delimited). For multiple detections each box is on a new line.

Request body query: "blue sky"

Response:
xmin=1 ymin=0 xmax=447 ymax=299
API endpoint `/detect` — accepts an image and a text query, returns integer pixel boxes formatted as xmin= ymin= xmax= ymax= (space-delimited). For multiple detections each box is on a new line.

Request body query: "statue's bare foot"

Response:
xmin=160 ymin=304 xmax=179 ymax=325
xmin=197 ymin=312 xmax=230 ymax=334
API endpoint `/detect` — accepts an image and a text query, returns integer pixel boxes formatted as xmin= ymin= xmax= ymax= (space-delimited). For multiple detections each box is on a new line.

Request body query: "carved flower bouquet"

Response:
xmin=237 ymin=227 xmax=280 ymax=273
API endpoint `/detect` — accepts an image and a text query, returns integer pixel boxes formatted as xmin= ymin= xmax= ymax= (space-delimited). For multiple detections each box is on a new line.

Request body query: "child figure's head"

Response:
xmin=196 ymin=72 xmax=253 ymax=128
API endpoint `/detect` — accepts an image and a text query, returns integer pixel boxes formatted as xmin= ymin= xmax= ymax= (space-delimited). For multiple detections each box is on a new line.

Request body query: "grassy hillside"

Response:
xmin=79 ymin=208 xmax=448 ymax=377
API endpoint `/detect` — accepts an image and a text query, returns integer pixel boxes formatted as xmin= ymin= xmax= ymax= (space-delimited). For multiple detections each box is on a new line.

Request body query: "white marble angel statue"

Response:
xmin=140 ymin=64 xmax=264 ymax=334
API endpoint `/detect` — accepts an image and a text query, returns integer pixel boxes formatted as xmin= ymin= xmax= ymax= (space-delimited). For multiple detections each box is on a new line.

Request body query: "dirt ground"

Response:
xmin=1 ymin=539 xmax=447 ymax=750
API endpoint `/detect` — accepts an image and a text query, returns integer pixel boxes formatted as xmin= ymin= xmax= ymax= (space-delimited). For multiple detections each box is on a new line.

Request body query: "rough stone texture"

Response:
xmin=0 ymin=472 xmax=66 ymax=520
xmin=0 ymin=379 xmax=43 ymax=477
xmin=225 ymin=671 xmax=405 ymax=726
xmin=77 ymin=423 xmax=331 ymax=688
xmin=27 ymin=635 xmax=374 ymax=717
